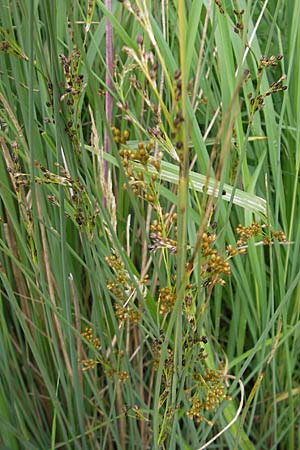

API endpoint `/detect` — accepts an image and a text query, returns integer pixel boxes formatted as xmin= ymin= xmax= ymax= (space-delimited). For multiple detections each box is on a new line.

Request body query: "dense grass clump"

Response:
xmin=0 ymin=1 xmax=299 ymax=449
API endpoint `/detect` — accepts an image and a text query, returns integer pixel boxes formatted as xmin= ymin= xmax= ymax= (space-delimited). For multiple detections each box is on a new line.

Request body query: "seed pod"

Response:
xmin=136 ymin=34 xmax=143 ymax=45
xmin=174 ymin=69 xmax=181 ymax=80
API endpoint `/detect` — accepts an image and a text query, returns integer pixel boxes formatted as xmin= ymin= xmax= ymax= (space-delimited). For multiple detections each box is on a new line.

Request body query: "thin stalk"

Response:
xmin=152 ymin=0 xmax=190 ymax=438
xmin=233 ymin=321 xmax=282 ymax=450
xmin=28 ymin=0 xmax=41 ymax=269
xmin=44 ymin=1 xmax=87 ymax=447
xmin=28 ymin=0 xmax=34 ymax=184
xmin=172 ymin=0 xmax=189 ymax=424
xmin=104 ymin=0 xmax=113 ymax=184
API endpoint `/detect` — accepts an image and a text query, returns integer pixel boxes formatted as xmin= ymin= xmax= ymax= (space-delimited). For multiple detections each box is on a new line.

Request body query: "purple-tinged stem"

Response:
xmin=104 ymin=0 xmax=113 ymax=184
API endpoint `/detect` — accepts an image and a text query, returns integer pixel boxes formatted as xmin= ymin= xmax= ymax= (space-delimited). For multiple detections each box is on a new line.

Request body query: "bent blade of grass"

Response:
xmin=99 ymin=151 xmax=267 ymax=216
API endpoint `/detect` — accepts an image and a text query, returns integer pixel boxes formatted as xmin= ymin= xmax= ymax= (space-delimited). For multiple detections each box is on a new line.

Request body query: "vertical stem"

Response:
xmin=172 ymin=0 xmax=189 ymax=412
xmin=28 ymin=0 xmax=39 ymax=265
xmin=177 ymin=0 xmax=189 ymax=277
xmin=104 ymin=0 xmax=113 ymax=183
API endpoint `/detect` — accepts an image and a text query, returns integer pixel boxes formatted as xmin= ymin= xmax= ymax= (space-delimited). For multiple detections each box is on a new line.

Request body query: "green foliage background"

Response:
xmin=0 ymin=1 xmax=299 ymax=449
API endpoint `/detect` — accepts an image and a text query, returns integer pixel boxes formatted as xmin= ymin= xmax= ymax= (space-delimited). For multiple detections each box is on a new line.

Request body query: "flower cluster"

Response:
xmin=158 ymin=287 xmax=176 ymax=314
xmin=247 ymin=55 xmax=287 ymax=121
xmin=233 ymin=8 xmax=245 ymax=34
xmin=236 ymin=221 xmax=263 ymax=247
xmin=271 ymin=229 xmax=287 ymax=242
xmin=214 ymin=0 xmax=225 ymax=15
xmin=112 ymin=126 xmax=162 ymax=205
xmin=80 ymin=327 xmax=101 ymax=372
xmin=33 ymin=161 xmax=98 ymax=231
xmin=187 ymin=368 xmax=229 ymax=422
xmin=258 ymin=55 xmax=283 ymax=70
xmin=200 ymin=232 xmax=231 ymax=287
xmin=114 ymin=303 xmax=141 ymax=323
xmin=173 ymin=69 xmax=182 ymax=101
xmin=183 ymin=334 xmax=208 ymax=366
xmin=150 ymin=334 xmax=164 ymax=370
xmin=105 ymin=254 xmax=143 ymax=324
xmin=81 ymin=327 xmax=101 ymax=350
xmin=235 ymin=222 xmax=287 ymax=248
xmin=149 ymin=214 xmax=177 ymax=254
xmin=59 ymin=49 xmax=85 ymax=150
xmin=59 ymin=49 xmax=84 ymax=101
xmin=149 ymin=233 xmax=177 ymax=254
xmin=80 ymin=328 xmax=129 ymax=382
xmin=186 ymin=394 xmax=205 ymax=423
xmin=111 ymin=127 xmax=129 ymax=145
xmin=106 ymin=255 xmax=129 ymax=292
xmin=0 ymin=27 xmax=28 ymax=60
xmin=202 ymin=369 xmax=228 ymax=411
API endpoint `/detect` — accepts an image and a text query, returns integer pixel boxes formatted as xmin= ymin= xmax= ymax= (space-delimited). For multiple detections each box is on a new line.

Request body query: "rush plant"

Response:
xmin=0 ymin=1 xmax=299 ymax=450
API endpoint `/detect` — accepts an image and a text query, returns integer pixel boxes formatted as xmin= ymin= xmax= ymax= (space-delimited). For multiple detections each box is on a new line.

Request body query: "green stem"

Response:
xmin=172 ymin=0 xmax=189 ymax=425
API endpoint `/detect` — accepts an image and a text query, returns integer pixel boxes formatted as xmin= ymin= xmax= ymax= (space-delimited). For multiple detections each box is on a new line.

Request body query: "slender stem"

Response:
xmin=104 ymin=0 xmax=113 ymax=183
xmin=172 ymin=0 xmax=189 ymax=414
xmin=176 ymin=0 xmax=189 ymax=326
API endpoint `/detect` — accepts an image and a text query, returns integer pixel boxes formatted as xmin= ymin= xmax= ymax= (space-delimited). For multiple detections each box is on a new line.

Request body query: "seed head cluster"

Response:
xmin=112 ymin=126 xmax=161 ymax=205
xmin=236 ymin=222 xmax=286 ymax=248
xmin=34 ymin=161 xmax=98 ymax=231
xmin=233 ymin=8 xmax=245 ymax=34
xmin=247 ymin=55 xmax=287 ymax=122
xmin=105 ymin=254 xmax=142 ymax=324
xmin=158 ymin=287 xmax=176 ymax=314
xmin=0 ymin=28 xmax=28 ymax=60
xmin=236 ymin=221 xmax=262 ymax=247
xmin=80 ymin=328 xmax=129 ymax=382
xmin=81 ymin=327 xmax=101 ymax=350
xmin=59 ymin=50 xmax=84 ymax=150
xmin=271 ymin=229 xmax=287 ymax=242
xmin=149 ymin=214 xmax=178 ymax=254
xmin=187 ymin=368 xmax=229 ymax=422
xmin=200 ymin=232 xmax=231 ymax=286
xmin=214 ymin=0 xmax=224 ymax=15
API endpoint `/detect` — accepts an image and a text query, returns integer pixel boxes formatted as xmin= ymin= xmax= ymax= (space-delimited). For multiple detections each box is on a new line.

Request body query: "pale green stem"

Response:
xmin=171 ymin=0 xmax=189 ymax=419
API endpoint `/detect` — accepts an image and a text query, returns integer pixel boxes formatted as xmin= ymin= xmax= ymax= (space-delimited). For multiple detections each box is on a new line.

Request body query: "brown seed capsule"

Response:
xmin=136 ymin=34 xmax=143 ymax=45
xmin=153 ymin=160 xmax=160 ymax=172
xmin=174 ymin=69 xmax=181 ymax=80
xmin=146 ymin=140 xmax=154 ymax=151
